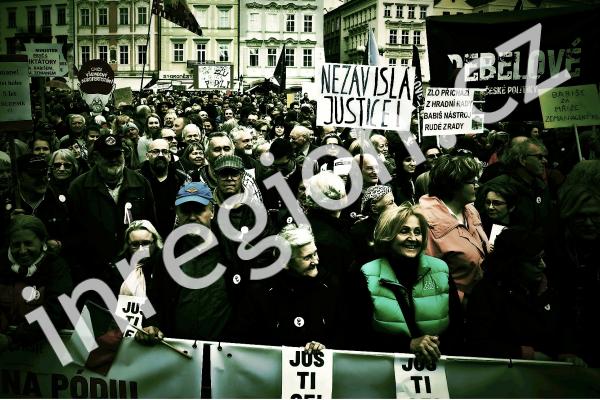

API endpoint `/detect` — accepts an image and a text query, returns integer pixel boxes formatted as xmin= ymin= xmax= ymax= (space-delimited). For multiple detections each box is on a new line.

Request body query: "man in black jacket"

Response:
xmin=67 ymin=134 xmax=157 ymax=290
xmin=138 ymin=138 xmax=190 ymax=237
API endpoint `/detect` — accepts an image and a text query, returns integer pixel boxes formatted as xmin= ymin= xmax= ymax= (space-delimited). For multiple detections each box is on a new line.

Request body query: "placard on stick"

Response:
xmin=115 ymin=295 xmax=146 ymax=338
xmin=539 ymin=84 xmax=600 ymax=128
xmin=422 ymin=88 xmax=485 ymax=136
xmin=24 ymin=43 xmax=62 ymax=77
xmin=0 ymin=55 xmax=32 ymax=131
xmin=314 ymin=63 xmax=415 ymax=131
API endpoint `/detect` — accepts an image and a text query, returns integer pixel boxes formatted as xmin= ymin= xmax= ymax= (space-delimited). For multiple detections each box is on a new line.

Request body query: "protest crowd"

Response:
xmin=1 ymin=83 xmax=600 ymax=372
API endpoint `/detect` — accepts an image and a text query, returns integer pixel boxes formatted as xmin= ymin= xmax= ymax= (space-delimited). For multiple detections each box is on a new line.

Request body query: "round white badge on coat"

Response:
xmin=294 ymin=317 xmax=305 ymax=327
xmin=233 ymin=274 xmax=241 ymax=285
xmin=286 ymin=217 xmax=293 ymax=224
xmin=536 ymin=196 xmax=542 ymax=204
xmin=59 ymin=194 xmax=66 ymax=203
xmin=22 ymin=286 xmax=40 ymax=302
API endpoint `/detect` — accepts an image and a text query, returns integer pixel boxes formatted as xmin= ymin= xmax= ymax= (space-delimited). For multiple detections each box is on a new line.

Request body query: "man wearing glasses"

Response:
xmin=486 ymin=138 xmax=552 ymax=232
xmin=138 ymin=139 xmax=191 ymax=238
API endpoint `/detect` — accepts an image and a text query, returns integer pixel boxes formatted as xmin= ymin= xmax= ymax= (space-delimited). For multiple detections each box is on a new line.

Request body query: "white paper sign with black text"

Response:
xmin=115 ymin=295 xmax=146 ymax=338
xmin=281 ymin=346 xmax=333 ymax=399
xmin=394 ymin=355 xmax=449 ymax=398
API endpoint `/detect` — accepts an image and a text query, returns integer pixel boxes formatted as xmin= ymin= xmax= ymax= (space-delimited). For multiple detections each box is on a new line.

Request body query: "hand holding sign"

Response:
xmin=409 ymin=335 xmax=441 ymax=364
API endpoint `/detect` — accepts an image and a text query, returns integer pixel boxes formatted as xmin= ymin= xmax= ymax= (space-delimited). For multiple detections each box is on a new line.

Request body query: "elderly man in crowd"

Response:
xmin=68 ymin=134 xmax=157 ymax=290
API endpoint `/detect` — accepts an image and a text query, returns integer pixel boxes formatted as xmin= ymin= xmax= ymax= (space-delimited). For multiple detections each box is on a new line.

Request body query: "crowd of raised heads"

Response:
xmin=0 ymin=87 xmax=599 ymax=368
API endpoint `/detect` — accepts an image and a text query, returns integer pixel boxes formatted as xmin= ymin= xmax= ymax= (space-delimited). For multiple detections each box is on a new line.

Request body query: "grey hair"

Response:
xmin=290 ymin=125 xmax=312 ymax=139
xmin=182 ymin=124 xmax=201 ymax=139
xmin=303 ymin=171 xmax=346 ymax=210
xmin=229 ymin=126 xmax=248 ymax=142
xmin=49 ymin=149 xmax=79 ymax=175
xmin=279 ymin=224 xmax=314 ymax=254
xmin=501 ymin=138 xmax=547 ymax=170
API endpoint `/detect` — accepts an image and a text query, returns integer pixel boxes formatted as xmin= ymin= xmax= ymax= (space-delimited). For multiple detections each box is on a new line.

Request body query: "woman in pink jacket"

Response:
xmin=419 ymin=152 xmax=490 ymax=303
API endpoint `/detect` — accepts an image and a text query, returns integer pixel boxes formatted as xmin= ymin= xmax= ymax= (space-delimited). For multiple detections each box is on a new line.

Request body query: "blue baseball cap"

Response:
xmin=175 ymin=182 xmax=213 ymax=206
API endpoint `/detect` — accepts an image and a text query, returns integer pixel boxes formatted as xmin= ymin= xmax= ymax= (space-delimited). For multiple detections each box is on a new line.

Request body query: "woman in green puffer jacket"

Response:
xmin=348 ymin=203 xmax=463 ymax=362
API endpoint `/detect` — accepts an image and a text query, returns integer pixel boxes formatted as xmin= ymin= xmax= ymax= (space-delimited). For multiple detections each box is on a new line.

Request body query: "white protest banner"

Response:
xmin=195 ymin=64 xmax=233 ymax=89
xmin=0 ymin=56 xmax=32 ymax=122
xmin=24 ymin=43 xmax=62 ymax=77
xmin=115 ymin=295 xmax=146 ymax=338
xmin=0 ymin=335 xmax=203 ymax=398
xmin=423 ymin=87 xmax=485 ymax=136
xmin=315 ymin=63 xmax=415 ymax=131
xmin=394 ymin=356 xmax=449 ymax=398
xmin=281 ymin=346 xmax=333 ymax=399
xmin=539 ymin=84 xmax=600 ymax=128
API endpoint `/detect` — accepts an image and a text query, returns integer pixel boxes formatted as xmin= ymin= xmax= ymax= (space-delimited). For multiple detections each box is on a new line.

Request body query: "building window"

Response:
xmin=303 ymin=49 xmax=313 ymax=67
xmin=420 ymin=6 xmax=427 ymax=19
xmin=119 ymin=45 xmax=129 ymax=64
xmin=194 ymin=7 xmax=207 ymax=28
xmin=384 ymin=5 xmax=391 ymax=18
xmin=396 ymin=5 xmax=402 ymax=18
xmin=26 ymin=8 xmax=36 ymax=32
xmin=8 ymin=9 xmax=16 ymax=28
xmin=401 ymin=30 xmax=409 ymax=44
xmin=248 ymin=13 xmax=259 ymax=31
xmin=249 ymin=48 xmax=259 ymax=67
xmin=98 ymin=8 xmax=108 ymax=25
xmin=389 ymin=58 xmax=397 ymax=65
xmin=219 ymin=43 xmax=229 ymax=61
xmin=81 ymin=46 xmax=91 ymax=64
xmin=443 ymin=11 xmax=451 ymax=15
xmin=42 ymin=7 xmax=51 ymax=26
xmin=218 ymin=9 xmax=230 ymax=28
xmin=57 ymin=6 xmax=66 ymax=25
xmin=268 ymin=48 xmax=277 ymax=67
xmin=389 ymin=29 xmax=397 ymax=44
xmin=80 ymin=9 xmax=90 ymax=26
xmin=138 ymin=7 xmax=147 ymax=25
xmin=138 ymin=45 xmax=147 ymax=64
xmin=173 ymin=43 xmax=184 ymax=62
xmin=304 ymin=15 xmax=313 ymax=32
xmin=285 ymin=48 xmax=294 ymax=66
xmin=194 ymin=43 xmax=205 ymax=62
xmin=99 ymin=45 xmax=108 ymax=62
xmin=413 ymin=31 xmax=420 ymax=45
xmin=408 ymin=5 xmax=415 ymax=19
xmin=401 ymin=59 xmax=409 ymax=66
xmin=286 ymin=14 xmax=295 ymax=32
xmin=266 ymin=14 xmax=278 ymax=31
xmin=119 ymin=7 xmax=129 ymax=25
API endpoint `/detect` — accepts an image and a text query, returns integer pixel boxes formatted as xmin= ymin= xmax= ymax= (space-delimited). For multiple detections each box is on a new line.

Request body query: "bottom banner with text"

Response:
xmin=2 ymin=336 xmax=600 ymax=398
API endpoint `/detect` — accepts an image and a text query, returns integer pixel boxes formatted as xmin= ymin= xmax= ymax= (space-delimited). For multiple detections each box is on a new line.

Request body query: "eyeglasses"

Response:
xmin=148 ymin=149 xmax=171 ymax=156
xmin=53 ymin=162 xmax=73 ymax=170
xmin=217 ymin=169 xmax=242 ymax=178
xmin=573 ymin=213 xmax=600 ymax=225
xmin=129 ymin=240 xmax=154 ymax=248
xmin=426 ymin=153 xmax=440 ymax=159
xmin=485 ymin=199 xmax=507 ymax=207
xmin=295 ymin=250 xmax=318 ymax=262
xmin=163 ymin=136 xmax=176 ymax=142
xmin=527 ymin=153 xmax=547 ymax=160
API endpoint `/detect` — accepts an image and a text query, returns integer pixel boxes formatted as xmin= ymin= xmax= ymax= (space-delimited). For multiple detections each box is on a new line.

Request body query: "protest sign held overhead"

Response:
xmin=315 ymin=63 xmax=415 ymax=131
xmin=0 ymin=55 xmax=32 ymax=123
xmin=77 ymin=59 xmax=115 ymax=115
xmin=427 ymin=6 xmax=600 ymax=121
xmin=423 ymin=88 xmax=485 ymax=136
xmin=24 ymin=43 xmax=62 ymax=78
xmin=539 ymin=84 xmax=600 ymax=128
xmin=195 ymin=64 xmax=233 ymax=89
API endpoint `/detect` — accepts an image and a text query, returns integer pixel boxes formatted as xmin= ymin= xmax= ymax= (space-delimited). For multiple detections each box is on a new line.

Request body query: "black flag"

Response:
xmin=272 ymin=44 xmax=286 ymax=93
xmin=152 ymin=0 xmax=202 ymax=36
xmin=412 ymin=45 xmax=425 ymax=108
